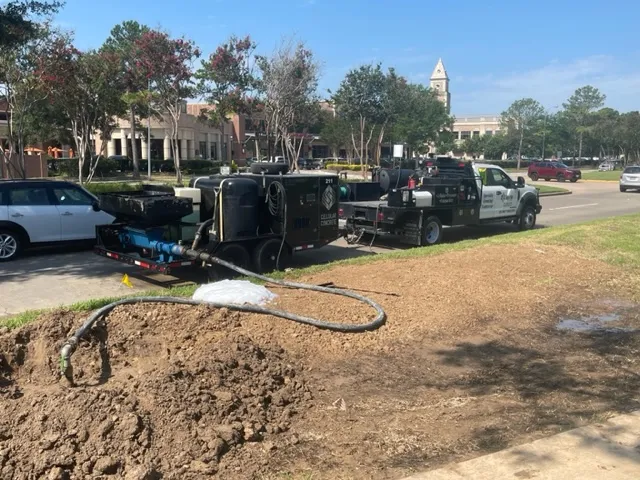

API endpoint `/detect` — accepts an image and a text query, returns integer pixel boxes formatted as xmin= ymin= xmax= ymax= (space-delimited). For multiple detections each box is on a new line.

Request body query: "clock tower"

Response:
xmin=429 ymin=58 xmax=450 ymax=114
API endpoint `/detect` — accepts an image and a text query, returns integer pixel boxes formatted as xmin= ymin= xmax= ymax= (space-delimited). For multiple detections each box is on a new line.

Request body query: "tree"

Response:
xmin=392 ymin=84 xmax=452 ymax=157
xmin=617 ymin=112 xmax=640 ymax=164
xmin=563 ymin=85 xmax=605 ymax=163
xmin=133 ymin=30 xmax=200 ymax=184
xmin=256 ymin=39 xmax=319 ymax=171
xmin=102 ymin=21 xmax=151 ymax=178
xmin=0 ymin=0 xmax=61 ymax=49
xmin=332 ymin=64 xmax=387 ymax=175
xmin=44 ymin=39 xmax=125 ymax=183
xmin=0 ymin=23 xmax=61 ymax=178
xmin=483 ymin=133 xmax=508 ymax=160
xmin=435 ymin=129 xmax=457 ymax=155
xmin=461 ymin=135 xmax=486 ymax=159
xmin=196 ymin=35 xmax=257 ymax=126
xmin=319 ymin=110 xmax=351 ymax=157
xmin=501 ymin=98 xmax=545 ymax=170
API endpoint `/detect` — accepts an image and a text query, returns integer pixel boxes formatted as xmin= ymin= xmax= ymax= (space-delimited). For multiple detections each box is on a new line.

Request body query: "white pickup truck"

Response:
xmin=339 ymin=159 xmax=542 ymax=246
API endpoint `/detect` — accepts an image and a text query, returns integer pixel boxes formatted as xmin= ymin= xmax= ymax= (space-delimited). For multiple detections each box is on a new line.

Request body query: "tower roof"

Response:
xmin=430 ymin=58 xmax=449 ymax=80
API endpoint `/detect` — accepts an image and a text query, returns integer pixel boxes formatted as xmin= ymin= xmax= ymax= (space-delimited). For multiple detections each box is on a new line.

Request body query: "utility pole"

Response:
xmin=542 ymin=105 xmax=559 ymax=161
xmin=147 ymin=78 xmax=152 ymax=179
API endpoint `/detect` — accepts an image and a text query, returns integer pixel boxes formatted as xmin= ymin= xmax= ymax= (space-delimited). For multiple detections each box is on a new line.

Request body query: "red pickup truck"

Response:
xmin=528 ymin=161 xmax=581 ymax=182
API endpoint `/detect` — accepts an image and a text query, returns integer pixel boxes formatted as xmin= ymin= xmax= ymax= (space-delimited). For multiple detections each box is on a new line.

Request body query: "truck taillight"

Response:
xmin=338 ymin=208 xmax=344 ymax=217
xmin=377 ymin=211 xmax=384 ymax=221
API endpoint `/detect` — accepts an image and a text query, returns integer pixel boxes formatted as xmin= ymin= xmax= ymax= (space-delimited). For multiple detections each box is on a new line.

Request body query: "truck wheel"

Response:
xmin=253 ymin=238 xmax=289 ymax=274
xmin=620 ymin=186 xmax=627 ymax=192
xmin=570 ymin=178 xmax=578 ymax=183
xmin=210 ymin=243 xmax=250 ymax=278
xmin=0 ymin=230 xmax=21 ymax=262
xmin=530 ymin=172 xmax=539 ymax=181
xmin=422 ymin=216 xmax=443 ymax=246
xmin=518 ymin=206 xmax=536 ymax=231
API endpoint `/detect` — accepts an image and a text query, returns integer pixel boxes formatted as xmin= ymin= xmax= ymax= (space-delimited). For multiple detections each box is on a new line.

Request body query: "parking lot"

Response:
xmin=1 ymin=180 xmax=639 ymax=317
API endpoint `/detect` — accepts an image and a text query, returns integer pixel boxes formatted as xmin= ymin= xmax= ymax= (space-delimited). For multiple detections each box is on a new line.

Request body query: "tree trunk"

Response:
xmin=577 ymin=132 xmax=583 ymax=167
xmin=129 ymin=106 xmax=140 ymax=179
xmin=517 ymin=130 xmax=523 ymax=171
xmin=376 ymin=123 xmax=386 ymax=167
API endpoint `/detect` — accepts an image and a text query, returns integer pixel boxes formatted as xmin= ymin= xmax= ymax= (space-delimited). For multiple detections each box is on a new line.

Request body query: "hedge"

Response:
xmin=324 ymin=164 xmax=372 ymax=171
xmin=48 ymin=158 xmax=223 ymax=177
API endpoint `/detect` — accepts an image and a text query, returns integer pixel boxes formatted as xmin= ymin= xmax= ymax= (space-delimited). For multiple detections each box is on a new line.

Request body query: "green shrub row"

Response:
xmin=48 ymin=158 xmax=223 ymax=177
xmin=324 ymin=163 xmax=370 ymax=171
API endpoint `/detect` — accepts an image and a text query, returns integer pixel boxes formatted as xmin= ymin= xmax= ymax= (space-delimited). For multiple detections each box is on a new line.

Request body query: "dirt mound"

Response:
xmin=0 ymin=305 xmax=311 ymax=479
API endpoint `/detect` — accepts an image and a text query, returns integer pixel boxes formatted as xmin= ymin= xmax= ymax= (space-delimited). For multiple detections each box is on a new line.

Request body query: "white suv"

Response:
xmin=0 ymin=180 xmax=114 ymax=261
xmin=620 ymin=166 xmax=640 ymax=192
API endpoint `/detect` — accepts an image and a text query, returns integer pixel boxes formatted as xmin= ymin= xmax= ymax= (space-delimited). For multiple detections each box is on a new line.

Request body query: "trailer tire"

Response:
xmin=253 ymin=238 xmax=289 ymax=274
xmin=209 ymin=243 xmax=251 ymax=279
xmin=422 ymin=216 xmax=443 ymax=246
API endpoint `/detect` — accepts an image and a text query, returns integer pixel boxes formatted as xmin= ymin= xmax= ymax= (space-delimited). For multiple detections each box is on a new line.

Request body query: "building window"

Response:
xmin=485 ymin=130 xmax=493 ymax=136
xmin=460 ymin=131 xmax=471 ymax=140
xmin=199 ymin=141 xmax=207 ymax=158
xmin=472 ymin=131 xmax=480 ymax=138
xmin=245 ymin=118 xmax=254 ymax=132
xmin=210 ymin=142 xmax=217 ymax=160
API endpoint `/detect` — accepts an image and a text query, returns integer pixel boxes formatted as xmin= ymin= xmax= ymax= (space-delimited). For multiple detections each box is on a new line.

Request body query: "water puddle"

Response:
xmin=556 ymin=313 xmax=637 ymax=333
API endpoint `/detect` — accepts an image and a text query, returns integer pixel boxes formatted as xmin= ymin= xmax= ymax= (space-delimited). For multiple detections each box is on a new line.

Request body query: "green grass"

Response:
xmin=535 ymin=185 xmax=571 ymax=195
xmin=3 ymin=214 xmax=640 ymax=330
xmin=582 ymin=170 xmax=621 ymax=181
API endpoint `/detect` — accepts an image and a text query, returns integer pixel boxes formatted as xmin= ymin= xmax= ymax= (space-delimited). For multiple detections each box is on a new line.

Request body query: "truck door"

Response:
xmin=485 ymin=168 xmax=518 ymax=218
xmin=477 ymin=168 xmax=500 ymax=219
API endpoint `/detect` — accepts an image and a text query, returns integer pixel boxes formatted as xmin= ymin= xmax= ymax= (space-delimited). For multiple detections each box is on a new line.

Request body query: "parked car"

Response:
xmin=268 ymin=156 xmax=286 ymax=164
xmin=297 ymin=158 xmax=321 ymax=170
xmin=0 ymin=180 xmax=114 ymax=261
xmin=620 ymin=166 xmax=640 ymax=192
xmin=527 ymin=161 xmax=581 ymax=182
xmin=599 ymin=162 xmax=615 ymax=171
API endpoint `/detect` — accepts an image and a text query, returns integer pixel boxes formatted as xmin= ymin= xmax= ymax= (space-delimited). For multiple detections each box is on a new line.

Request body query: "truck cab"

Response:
xmin=473 ymin=163 xmax=540 ymax=223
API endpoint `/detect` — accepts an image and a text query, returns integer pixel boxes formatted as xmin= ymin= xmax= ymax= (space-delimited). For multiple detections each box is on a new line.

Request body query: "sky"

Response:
xmin=54 ymin=0 xmax=640 ymax=115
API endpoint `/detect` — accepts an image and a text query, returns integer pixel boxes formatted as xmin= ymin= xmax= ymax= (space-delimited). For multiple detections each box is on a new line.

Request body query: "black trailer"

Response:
xmin=339 ymin=159 xmax=541 ymax=247
xmin=94 ymin=172 xmax=340 ymax=275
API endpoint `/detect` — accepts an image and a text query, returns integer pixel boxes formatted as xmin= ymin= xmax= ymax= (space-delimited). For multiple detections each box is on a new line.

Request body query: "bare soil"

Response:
xmin=2 ymin=243 xmax=640 ymax=479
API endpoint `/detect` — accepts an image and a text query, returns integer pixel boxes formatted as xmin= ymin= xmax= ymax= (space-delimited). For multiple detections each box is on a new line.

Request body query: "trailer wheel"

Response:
xmin=253 ymin=238 xmax=289 ymax=274
xmin=209 ymin=243 xmax=251 ymax=279
xmin=422 ymin=216 xmax=443 ymax=246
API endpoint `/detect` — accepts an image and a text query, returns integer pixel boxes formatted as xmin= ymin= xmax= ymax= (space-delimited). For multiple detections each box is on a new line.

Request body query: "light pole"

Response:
xmin=541 ymin=105 xmax=559 ymax=160
xmin=147 ymin=78 xmax=152 ymax=179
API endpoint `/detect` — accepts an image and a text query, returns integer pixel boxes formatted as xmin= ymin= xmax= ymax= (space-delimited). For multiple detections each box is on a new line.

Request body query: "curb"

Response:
xmin=538 ymin=190 xmax=572 ymax=197
xmin=582 ymin=179 xmax=618 ymax=183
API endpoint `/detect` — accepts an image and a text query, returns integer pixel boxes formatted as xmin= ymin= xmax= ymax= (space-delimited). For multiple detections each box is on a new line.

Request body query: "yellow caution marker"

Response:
xmin=122 ymin=274 xmax=133 ymax=288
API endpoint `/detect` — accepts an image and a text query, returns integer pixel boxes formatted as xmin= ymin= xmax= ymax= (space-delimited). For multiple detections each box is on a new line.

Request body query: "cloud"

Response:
xmin=450 ymin=55 xmax=640 ymax=114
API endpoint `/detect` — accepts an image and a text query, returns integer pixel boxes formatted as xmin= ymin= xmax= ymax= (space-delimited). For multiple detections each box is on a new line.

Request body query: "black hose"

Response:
xmin=191 ymin=218 xmax=214 ymax=250
xmin=59 ymin=248 xmax=386 ymax=381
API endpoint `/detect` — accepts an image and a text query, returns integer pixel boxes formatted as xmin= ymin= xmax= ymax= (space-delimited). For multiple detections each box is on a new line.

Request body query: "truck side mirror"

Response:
xmin=92 ymin=201 xmax=101 ymax=212
xmin=517 ymin=176 xmax=525 ymax=187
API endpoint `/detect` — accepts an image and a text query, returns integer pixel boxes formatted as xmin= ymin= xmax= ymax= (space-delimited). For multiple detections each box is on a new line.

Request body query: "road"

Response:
xmin=1 ymin=180 xmax=638 ymax=317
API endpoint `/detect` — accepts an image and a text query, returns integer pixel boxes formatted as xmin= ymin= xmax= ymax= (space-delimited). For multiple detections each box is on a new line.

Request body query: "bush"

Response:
xmin=84 ymin=182 xmax=143 ymax=195
xmin=325 ymin=163 xmax=371 ymax=171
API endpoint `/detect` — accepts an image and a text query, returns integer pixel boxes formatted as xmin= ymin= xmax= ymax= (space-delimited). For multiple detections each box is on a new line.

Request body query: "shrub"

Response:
xmin=324 ymin=163 xmax=371 ymax=172
xmin=84 ymin=182 xmax=143 ymax=195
